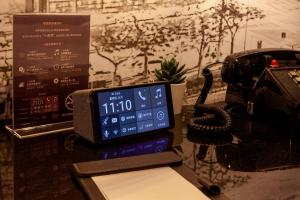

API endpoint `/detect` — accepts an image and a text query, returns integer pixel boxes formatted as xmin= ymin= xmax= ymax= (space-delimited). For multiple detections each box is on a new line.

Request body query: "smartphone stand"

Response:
xmin=5 ymin=121 xmax=73 ymax=139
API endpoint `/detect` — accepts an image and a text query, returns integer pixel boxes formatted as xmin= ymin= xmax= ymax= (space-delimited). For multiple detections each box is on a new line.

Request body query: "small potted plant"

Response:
xmin=154 ymin=58 xmax=188 ymax=114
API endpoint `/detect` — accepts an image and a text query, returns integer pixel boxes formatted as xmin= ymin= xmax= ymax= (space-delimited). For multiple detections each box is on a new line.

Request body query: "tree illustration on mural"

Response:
xmin=0 ymin=15 xmax=13 ymax=78
xmin=0 ymin=15 xmax=12 ymax=66
xmin=91 ymin=18 xmax=136 ymax=84
xmin=0 ymin=14 xmax=13 ymax=119
xmin=210 ymin=0 xmax=226 ymax=61
xmin=211 ymin=0 xmax=265 ymax=54
xmin=91 ymin=14 xmax=181 ymax=83
xmin=185 ymin=12 xmax=218 ymax=76
xmin=46 ymin=0 xmax=208 ymax=14
xmin=131 ymin=15 xmax=179 ymax=79
xmin=172 ymin=9 xmax=220 ymax=77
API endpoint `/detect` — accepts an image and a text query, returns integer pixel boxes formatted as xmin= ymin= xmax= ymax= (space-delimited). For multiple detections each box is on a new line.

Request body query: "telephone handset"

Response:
xmin=221 ymin=48 xmax=300 ymax=133
xmin=187 ymin=68 xmax=232 ymax=135
xmin=221 ymin=48 xmax=300 ymax=108
xmin=188 ymin=48 xmax=300 ymax=135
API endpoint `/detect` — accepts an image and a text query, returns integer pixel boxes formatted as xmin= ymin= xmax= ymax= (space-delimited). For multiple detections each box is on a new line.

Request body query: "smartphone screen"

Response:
xmin=92 ymin=82 xmax=174 ymax=141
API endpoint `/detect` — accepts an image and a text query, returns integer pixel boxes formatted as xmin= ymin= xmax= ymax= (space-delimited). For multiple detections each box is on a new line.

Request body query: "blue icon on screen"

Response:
xmin=121 ymin=116 xmax=126 ymax=122
xmin=111 ymin=116 xmax=118 ymax=124
xmin=138 ymin=90 xmax=147 ymax=101
xmin=113 ymin=129 xmax=119 ymax=135
xmin=153 ymin=107 xmax=169 ymax=129
xmin=155 ymin=88 xmax=162 ymax=99
xmin=101 ymin=116 xmax=110 ymax=127
xmin=134 ymin=87 xmax=151 ymax=110
xmin=150 ymin=85 xmax=166 ymax=107
xmin=103 ymin=117 xmax=109 ymax=124
xmin=136 ymin=109 xmax=153 ymax=122
xmin=156 ymin=111 xmax=165 ymax=120
xmin=103 ymin=130 xmax=110 ymax=138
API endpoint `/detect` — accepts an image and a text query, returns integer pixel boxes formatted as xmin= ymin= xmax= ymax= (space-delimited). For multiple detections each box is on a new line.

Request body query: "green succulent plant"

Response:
xmin=154 ymin=58 xmax=188 ymax=84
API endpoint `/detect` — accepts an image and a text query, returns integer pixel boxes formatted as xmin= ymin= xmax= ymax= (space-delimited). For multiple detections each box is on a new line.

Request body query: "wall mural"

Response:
xmin=0 ymin=0 xmax=299 ymax=120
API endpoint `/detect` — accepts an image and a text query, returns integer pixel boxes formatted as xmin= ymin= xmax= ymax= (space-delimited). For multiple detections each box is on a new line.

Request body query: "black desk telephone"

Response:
xmin=189 ymin=48 xmax=300 ymax=135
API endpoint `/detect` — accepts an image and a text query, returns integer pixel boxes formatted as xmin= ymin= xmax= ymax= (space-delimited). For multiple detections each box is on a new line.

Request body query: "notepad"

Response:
xmin=91 ymin=166 xmax=210 ymax=200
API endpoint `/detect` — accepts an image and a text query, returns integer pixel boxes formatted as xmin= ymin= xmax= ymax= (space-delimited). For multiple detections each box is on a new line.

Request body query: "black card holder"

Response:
xmin=72 ymin=151 xmax=182 ymax=177
xmin=72 ymin=151 xmax=188 ymax=200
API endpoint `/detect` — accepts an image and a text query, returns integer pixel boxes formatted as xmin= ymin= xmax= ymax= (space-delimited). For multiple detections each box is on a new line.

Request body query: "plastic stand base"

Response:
xmin=5 ymin=121 xmax=74 ymax=139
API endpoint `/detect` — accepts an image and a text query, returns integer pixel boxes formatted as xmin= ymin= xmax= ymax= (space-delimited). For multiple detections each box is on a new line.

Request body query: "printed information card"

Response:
xmin=13 ymin=14 xmax=90 ymax=128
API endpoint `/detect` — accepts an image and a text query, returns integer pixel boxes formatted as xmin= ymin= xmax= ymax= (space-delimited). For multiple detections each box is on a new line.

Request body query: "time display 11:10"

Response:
xmin=102 ymin=100 xmax=133 ymax=114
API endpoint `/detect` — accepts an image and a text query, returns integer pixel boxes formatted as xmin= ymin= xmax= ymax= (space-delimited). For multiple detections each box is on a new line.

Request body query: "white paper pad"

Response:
xmin=91 ymin=166 xmax=210 ymax=200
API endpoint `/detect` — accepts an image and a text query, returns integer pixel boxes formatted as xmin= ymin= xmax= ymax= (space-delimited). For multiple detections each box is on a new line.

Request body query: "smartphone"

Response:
xmin=73 ymin=82 xmax=175 ymax=143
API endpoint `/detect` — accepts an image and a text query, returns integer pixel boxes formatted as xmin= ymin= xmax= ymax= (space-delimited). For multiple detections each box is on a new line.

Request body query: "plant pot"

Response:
xmin=171 ymin=83 xmax=186 ymax=115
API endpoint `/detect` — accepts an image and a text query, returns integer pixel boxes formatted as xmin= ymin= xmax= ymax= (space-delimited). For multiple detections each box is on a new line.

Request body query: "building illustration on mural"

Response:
xmin=0 ymin=0 xmax=300 ymax=120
